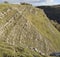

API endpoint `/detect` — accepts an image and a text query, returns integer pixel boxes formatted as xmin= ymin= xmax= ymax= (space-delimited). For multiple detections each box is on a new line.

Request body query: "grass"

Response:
xmin=0 ymin=41 xmax=42 ymax=57
xmin=22 ymin=5 xmax=60 ymax=50
xmin=0 ymin=4 xmax=60 ymax=57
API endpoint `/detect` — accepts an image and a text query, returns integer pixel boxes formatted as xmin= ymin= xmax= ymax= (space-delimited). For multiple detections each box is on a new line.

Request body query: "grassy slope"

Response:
xmin=0 ymin=4 xmax=60 ymax=57
xmin=0 ymin=42 xmax=42 ymax=57
xmin=0 ymin=4 xmax=42 ymax=57
xmin=37 ymin=6 xmax=60 ymax=31
xmin=23 ymin=5 xmax=60 ymax=50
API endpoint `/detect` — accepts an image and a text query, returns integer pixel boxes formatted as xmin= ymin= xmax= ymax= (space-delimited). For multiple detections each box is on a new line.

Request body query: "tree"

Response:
xmin=4 ymin=1 xmax=9 ymax=4
xmin=20 ymin=2 xmax=32 ymax=6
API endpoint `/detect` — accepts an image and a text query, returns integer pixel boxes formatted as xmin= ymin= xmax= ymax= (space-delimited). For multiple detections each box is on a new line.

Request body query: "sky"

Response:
xmin=0 ymin=0 xmax=60 ymax=6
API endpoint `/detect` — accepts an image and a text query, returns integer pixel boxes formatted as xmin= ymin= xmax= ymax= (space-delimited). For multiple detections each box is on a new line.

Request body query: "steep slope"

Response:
xmin=37 ymin=5 xmax=60 ymax=32
xmin=0 ymin=4 xmax=60 ymax=57
xmin=37 ymin=5 xmax=60 ymax=23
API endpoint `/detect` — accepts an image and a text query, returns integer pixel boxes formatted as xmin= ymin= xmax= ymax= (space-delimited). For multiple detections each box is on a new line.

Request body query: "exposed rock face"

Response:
xmin=0 ymin=4 xmax=60 ymax=57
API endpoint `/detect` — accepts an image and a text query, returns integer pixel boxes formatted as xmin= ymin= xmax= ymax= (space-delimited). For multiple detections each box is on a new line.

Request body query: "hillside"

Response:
xmin=0 ymin=4 xmax=60 ymax=57
xmin=37 ymin=5 xmax=60 ymax=23
xmin=37 ymin=5 xmax=60 ymax=31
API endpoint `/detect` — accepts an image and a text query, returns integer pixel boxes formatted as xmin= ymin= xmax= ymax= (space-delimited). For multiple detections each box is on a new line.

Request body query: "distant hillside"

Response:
xmin=0 ymin=4 xmax=60 ymax=57
xmin=37 ymin=5 xmax=60 ymax=23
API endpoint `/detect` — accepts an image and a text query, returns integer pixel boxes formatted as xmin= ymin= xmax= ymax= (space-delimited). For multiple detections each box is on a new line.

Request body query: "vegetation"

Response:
xmin=4 ymin=1 xmax=9 ymax=4
xmin=0 ymin=4 xmax=60 ymax=57
xmin=0 ymin=42 xmax=41 ymax=57
xmin=37 ymin=6 xmax=60 ymax=23
xmin=20 ymin=2 xmax=32 ymax=6
xmin=50 ymin=20 xmax=60 ymax=31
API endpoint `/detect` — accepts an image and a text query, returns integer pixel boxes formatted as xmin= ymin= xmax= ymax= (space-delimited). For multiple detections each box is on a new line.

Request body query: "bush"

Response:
xmin=4 ymin=1 xmax=9 ymax=4
xmin=20 ymin=2 xmax=32 ymax=6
